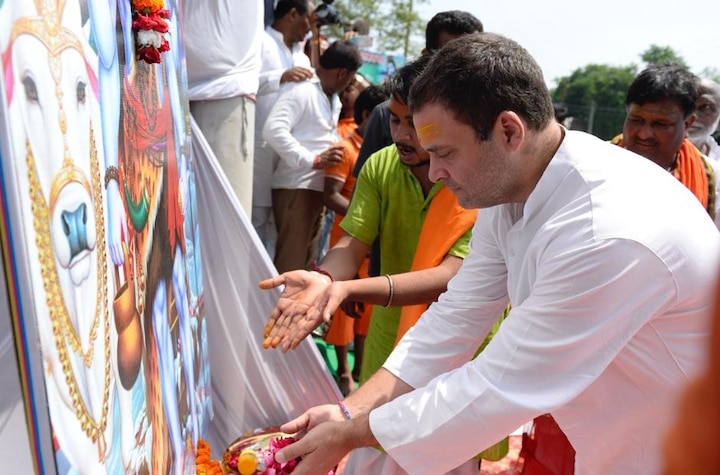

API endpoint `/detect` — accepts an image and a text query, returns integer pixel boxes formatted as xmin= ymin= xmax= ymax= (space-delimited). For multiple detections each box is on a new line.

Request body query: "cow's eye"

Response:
xmin=76 ymin=81 xmax=86 ymax=104
xmin=22 ymin=75 xmax=38 ymax=102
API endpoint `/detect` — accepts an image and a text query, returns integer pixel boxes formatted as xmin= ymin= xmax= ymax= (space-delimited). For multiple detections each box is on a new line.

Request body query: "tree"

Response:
xmin=331 ymin=0 xmax=428 ymax=57
xmin=551 ymin=64 xmax=637 ymax=140
xmin=551 ymin=46 xmax=693 ymax=140
xmin=698 ymin=67 xmax=720 ymax=84
xmin=640 ymin=44 xmax=688 ymax=68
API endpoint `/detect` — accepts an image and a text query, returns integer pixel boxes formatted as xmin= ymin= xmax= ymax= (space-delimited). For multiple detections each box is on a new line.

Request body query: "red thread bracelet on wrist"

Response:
xmin=311 ymin=261 xmax=334 ymax=282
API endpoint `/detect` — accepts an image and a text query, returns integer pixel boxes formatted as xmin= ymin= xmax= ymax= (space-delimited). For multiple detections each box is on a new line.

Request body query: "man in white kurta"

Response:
xmin=373 ymin=129 xmax=720 ymax=474
xmin=183 ymin=0 xmax=263 ymax=217
xmin=267 ymin=33 xmax=720 ymax=475
xmin=254 ymin=0 xmax=316 ymax=257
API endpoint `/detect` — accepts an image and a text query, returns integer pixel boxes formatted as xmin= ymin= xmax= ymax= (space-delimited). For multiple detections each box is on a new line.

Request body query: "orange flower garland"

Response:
xmin=132 ymin=0 xmax=166 ymax=13
xmin=130 ymin=0 xmax=171 ymax=64
xmin=196 ymin=439 xmax=223 ymax=475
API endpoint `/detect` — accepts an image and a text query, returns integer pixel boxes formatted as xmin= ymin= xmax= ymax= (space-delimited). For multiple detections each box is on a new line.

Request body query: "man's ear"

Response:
xmin=337 ymin=68 xmax=351 ymax=83
xmin=685 ymin=113 xmax=697 ymax=131
xmin=495 ymin=111 xmax=525 ymax=152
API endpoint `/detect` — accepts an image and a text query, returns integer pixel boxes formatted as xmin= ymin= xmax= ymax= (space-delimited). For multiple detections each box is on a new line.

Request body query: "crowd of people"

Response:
xmin=184 ymin=2 xmax=720 ymax=474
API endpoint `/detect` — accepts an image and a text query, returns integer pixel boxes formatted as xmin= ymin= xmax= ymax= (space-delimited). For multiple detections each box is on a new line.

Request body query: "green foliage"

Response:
xmin=330 ymin=0 xmax=428 ymax=57
xmin=550 ymin=45 xmax=697 ymax=140
xmin=551 ymin=64 xmax=637 ymax=140
xmin=698 ymin=67 xmax=720 ymax=84
xmin=640 ymin=44 xmax=688 ymax=68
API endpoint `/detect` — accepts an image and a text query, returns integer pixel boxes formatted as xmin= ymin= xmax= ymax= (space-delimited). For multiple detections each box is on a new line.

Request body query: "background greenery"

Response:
xmin=323 ymin=1 xmax=720 ymax=140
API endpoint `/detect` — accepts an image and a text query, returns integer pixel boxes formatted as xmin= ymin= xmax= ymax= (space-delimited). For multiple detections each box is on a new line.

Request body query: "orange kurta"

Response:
xmin=393 ymin=186 xmax=478 ymax=346
xmin=336 ymin=117 xmax=357 ymax=141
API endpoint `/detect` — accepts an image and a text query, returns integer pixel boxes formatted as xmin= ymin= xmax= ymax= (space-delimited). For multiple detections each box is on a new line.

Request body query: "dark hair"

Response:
xmin=625 ymin=63 xmax=698 ymax=119
xmin=319 ymin=40 xmax=363 ymax=72
xmin=353 ymin=85 xmax=389 ymax=125
xmin=553 ymin=103 xmax=569 ymax=122
xmin=410 ymin=33 xmax=554 ymax=141
xmin=386 ymin=54 xmax=434 ymax=104
xmin=425 ymin=10 xmax=484 ymax=51
xmin=274 ymin=0 xmax=310 ymax=19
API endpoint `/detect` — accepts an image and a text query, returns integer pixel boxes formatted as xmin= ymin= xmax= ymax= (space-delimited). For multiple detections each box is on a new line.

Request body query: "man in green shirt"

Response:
xmin=260 ymin=54 xmax=471 ymax=374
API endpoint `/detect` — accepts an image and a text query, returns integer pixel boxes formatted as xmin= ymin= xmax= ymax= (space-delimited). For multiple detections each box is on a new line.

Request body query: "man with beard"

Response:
xmin=688 ymin=77 xmax=720 ymax=161
xmin=612 ymin=63 xmax=720 ymax=228
xmin=260 ymin=55 xmax=480 ymax=473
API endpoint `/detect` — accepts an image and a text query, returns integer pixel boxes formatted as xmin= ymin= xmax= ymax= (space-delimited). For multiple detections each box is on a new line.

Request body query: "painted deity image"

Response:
xmin=0 ymin=0 xmax=211 ymax=472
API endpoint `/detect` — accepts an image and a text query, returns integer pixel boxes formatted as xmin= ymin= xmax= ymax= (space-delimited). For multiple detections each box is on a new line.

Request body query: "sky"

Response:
xmin=418 ymin=0 xmax=720 ymax=87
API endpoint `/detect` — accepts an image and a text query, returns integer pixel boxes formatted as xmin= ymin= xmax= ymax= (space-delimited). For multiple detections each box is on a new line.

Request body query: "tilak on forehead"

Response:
xmin=416 ymin=122 xmax=442 ymax=146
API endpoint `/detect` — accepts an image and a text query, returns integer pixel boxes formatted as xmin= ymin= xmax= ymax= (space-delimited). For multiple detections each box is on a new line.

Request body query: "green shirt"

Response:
xmin=341 ymin=144 xmax=472 ymax=382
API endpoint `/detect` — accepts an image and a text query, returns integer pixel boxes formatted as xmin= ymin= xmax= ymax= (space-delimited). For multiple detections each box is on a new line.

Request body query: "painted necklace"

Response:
xmin=26 ymin=129 xmax=111 ymax=461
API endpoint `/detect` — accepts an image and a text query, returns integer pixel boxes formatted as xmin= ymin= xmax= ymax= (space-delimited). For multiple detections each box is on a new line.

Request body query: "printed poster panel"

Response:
xmin=0 ymin=0 xmax=211 ymax=472
xmin=358 ymin=50 xmax=406 ymax=85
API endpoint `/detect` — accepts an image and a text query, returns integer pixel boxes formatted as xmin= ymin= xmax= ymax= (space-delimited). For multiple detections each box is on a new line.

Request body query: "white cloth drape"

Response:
xmin=192 ymin=118 xmax=341 ymax=458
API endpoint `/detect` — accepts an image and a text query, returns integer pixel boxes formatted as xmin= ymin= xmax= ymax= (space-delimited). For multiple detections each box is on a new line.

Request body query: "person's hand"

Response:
xmin=309 ymin=11 xmax=323 ymax=36
xmin=280 ymin=66 xmax=314 ymax=84
xmin=313 ymin=145 xmax=345 ymax=169
xmin=276 ymin=421 xmax=352 ymax=475
xmin=276 ymin=406 xmax=353 ymax=475
xmin=312 ymin=280 xmax=354 ymax=319
xmin=259 ymin=270 xmax=332 ymax=351
xmin=281 ymin=403 xmax=346 ymax=435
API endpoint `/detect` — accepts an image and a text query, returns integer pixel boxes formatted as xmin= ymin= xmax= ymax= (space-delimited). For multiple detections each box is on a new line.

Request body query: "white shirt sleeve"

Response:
xmin=262 ymin=83 xmax=316 ymax=169
xmin=258 ymin=68 xmax=283 ymax=97
xmin=370 ymin=215 xmax=677 ymax=474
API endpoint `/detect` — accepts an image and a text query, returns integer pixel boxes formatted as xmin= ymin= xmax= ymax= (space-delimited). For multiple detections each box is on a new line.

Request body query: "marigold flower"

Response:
xmin=132 ymin=0 xmax=165 ymax=14
xmin=196 ymin=439 xmax=223 ymax=475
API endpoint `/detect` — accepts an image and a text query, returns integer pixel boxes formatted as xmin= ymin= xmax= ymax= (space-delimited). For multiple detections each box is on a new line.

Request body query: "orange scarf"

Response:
xmin=614 ymin=136 xmax=715 ymax=218
xmin=393 ymin=186 xmax=478 ymax=346
xmin=672 ymin=138 xmax=710 ymax=213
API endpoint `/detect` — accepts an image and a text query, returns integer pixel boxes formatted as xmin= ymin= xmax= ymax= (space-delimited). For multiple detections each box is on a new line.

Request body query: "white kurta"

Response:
xmin=263 ymin=77 xmax=341 ymax=192
xmin=370 ymin=130 xmax=720 ymax=475
xmin=183 ymin=0 xmax=262 ymax=100
xmin=701 ymin=136 xmax=720 ymax=162
xmin=253 ymin=27 xmax=313 ymax=207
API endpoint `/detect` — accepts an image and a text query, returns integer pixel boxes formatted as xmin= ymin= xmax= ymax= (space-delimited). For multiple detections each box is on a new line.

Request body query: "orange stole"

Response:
xmin=613 ymin=136 xmax=715 ymax=218
xmin=393 ymin=186 xmax=478 ymax=346
xmin=672 ymin=139 xmax=714 ymax=219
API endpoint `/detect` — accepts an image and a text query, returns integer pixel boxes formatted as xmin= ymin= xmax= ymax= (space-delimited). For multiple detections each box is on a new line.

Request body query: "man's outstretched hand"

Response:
xmin=258 ymin=270 xmax=332 ymax=351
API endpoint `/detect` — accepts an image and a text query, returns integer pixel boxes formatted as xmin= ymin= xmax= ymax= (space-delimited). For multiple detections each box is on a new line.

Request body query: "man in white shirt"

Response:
xmin=254 ymin=0 xmax=317 ymax=257
xmin=688 ymin=77 xmax=720 ymax=161
xmin=183 ymin=0 xmax=263 ymax=217
xmin=268 ymin=33 xmax=720 ymax=475
xmin=264 ymin=40 xmax=362 ymax=274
